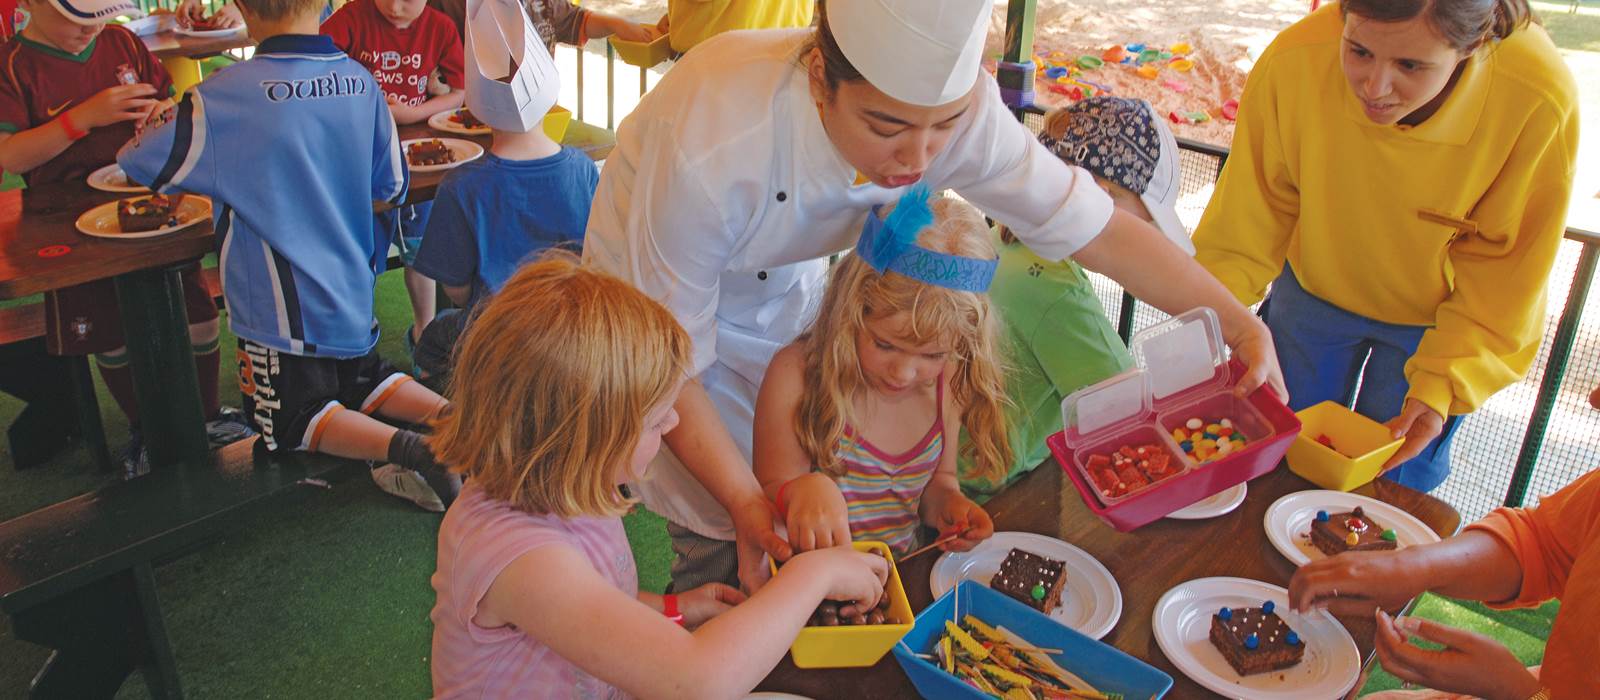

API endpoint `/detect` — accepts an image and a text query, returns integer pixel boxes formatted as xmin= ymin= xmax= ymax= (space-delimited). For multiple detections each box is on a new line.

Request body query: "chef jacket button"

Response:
xmin=775 ymin=191 xmax=788 ymax=202
xmin=757 ymin=271 xmax=769 ymax=281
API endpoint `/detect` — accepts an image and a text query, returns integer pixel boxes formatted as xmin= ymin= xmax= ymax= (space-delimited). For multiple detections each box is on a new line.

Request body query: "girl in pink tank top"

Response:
xmin=754 ymin=190 xmax=1012 ymax=557
xmin=428 ymin=253 xmax=890 ymax=699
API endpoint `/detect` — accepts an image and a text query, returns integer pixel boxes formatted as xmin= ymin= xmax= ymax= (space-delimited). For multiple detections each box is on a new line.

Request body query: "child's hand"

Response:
xmin=789 ymin=546 xmax=889 ymax=609
xmin=1288 ymin=548 xmax=1427 ymax=616
xmin=781 ymin=473 xmax=851 ymax=552
xmin=610 ymin=20 xmax=657 ymax=43
xmin=70 ymin=84 xmax=160 ymax=130
xmin=384 ymin=94 xmax=428 ymax=125
xmin=678 ymin=582 xmax=746 ymax=628
xmin=1373 ymin=611 xmax=1543 ymax=700
xmin=929 ymin=494 xmax=993 ymax=553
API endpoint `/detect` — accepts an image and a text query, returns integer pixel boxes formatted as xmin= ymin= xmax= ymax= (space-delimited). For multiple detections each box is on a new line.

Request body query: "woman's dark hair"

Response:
xmin=800 ymin=1 xmax=864 ymax=95
xmin=1342 ymin=0 xmax=1535 ymax=52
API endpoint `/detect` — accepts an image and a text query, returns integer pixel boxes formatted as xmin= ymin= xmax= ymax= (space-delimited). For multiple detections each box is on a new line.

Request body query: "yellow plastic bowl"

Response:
xmin=541 ymin=106 xmax=572 ymax=143
xmin=1286 ymin=401 xmax=1404 ymax=491
xmin=609 ymin=30 xmax=672 ymax=68
xmin=770 ymin=541 xmax=914 ymax=668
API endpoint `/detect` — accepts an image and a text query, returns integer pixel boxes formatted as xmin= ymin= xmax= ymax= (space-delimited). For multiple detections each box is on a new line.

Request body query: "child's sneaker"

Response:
xmin=206 ymin=407 xmax=257 ymax=448
xmin=122 ymin=430 xmax=149 ymax=480
xmin=371 ymin=463 xmax=445 ymax=512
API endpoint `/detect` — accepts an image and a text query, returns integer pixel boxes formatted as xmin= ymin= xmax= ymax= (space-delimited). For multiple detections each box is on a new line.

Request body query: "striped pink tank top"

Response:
xmin=825 ymin=380 xmax=944 ymax=555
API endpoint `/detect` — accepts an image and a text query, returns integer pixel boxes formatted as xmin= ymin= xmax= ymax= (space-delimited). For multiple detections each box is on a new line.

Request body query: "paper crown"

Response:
xmin=463 ymin=0 xmax=559 ymax=132
xmin=857 ymin=185 xmax=998 ymax=293
xmin=827 ymin=0 xmax=990 ymax=106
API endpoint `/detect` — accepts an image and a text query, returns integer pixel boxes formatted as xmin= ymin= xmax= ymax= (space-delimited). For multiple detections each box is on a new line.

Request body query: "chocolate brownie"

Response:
xmin=406 ymin=139 xmax=455 ymax=166
xmin=991 ymin=548 xmax=1067 ymax=612
xmin=117 ymin=193 xmax=185 ymax=232
xmin=1310 ymin=506 xmax=1399 ymax=556
xmin=1208 ymin=601 xmax=1305 ymax=676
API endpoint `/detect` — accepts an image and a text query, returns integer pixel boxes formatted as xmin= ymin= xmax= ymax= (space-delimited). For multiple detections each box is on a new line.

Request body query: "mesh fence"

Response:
xmin=1020 ymin=108 xmax=1600 ymax=522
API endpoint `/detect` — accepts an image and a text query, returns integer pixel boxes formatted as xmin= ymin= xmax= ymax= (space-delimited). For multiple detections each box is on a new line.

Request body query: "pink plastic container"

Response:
xmin=1052 ymin=308 xmax=1300 ymax=531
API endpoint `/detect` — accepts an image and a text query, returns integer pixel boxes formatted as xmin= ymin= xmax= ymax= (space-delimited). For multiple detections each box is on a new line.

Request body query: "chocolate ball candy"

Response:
xmin=867 ymin=610 xmax=886 ymax=625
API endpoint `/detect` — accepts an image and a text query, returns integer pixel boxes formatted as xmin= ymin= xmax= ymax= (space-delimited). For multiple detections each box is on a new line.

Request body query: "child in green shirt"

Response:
xmin=961 ymin=97 xmax=1194 ymax=498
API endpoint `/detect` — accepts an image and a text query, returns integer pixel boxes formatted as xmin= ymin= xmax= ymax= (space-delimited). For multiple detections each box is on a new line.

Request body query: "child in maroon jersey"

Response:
xmin=0 ymin=0 xmax=253 ymax=476
xmin=322 ymin=0 xmax=464 ymax=126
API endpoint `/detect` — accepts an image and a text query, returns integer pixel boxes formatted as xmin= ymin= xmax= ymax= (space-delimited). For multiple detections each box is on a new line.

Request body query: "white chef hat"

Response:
xmin=825 ymin=0 xmax=991 ymax=107
xmin=463 ymin=0 xmax=559 ymax=133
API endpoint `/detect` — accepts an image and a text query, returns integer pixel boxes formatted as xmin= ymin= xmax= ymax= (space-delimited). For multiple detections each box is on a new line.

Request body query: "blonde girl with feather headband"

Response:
xmin=753 ymin=187 xmax=1008 ymax=556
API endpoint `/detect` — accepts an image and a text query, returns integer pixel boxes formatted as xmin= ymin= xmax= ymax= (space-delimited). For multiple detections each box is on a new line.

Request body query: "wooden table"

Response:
xmin=2 ymin=118 xmax=616 ymax=470
xmin=758 ymin=464 xmax=1462 ymax=698
xmin=0 ymin=181 xmax=217 ymax=469
xmin=139 ymin=30 xmax=254 ymax=62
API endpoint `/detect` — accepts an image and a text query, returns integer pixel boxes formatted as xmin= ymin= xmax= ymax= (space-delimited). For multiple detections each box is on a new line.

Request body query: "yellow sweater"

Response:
xmin=1193 ymin=4 xmax=1579 ymax=418
xmin=667 ymin=0 xmax=813 ymax=54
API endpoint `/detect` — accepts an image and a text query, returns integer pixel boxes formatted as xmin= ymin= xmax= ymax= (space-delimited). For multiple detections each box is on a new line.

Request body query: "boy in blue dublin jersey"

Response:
xmin=119 ymin=0 xmax=460 ymax=511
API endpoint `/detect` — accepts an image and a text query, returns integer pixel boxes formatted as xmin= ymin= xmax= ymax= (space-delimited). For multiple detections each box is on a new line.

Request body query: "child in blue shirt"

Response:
xmin=119 ymin=0 xmax=460 ymax=511
xmin=410 ymin=1 xmax=596 ymax=391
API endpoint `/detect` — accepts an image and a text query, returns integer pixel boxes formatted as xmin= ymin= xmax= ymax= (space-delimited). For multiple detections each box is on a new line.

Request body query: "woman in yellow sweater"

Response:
xmin=1194 ymin=0 xmax=1578 ymax=491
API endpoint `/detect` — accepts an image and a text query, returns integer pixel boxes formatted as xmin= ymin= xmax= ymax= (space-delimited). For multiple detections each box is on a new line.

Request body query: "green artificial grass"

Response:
xmin=0 ymin=268 xmax=674 ymax=698
xmin=0 ymin=270 xmax=1558 ymax=697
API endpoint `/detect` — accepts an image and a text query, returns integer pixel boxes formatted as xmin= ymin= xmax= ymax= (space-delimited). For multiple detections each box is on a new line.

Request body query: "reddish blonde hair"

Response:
xmin=430 ymin=252 xmax=691 ymax=518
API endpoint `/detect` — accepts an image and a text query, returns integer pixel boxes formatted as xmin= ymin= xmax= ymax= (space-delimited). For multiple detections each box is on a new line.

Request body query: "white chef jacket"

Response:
xmin=583 ymin=28 xmax=1115 ymax=541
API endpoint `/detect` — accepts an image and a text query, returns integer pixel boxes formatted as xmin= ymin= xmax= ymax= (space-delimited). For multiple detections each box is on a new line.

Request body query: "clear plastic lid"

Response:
xmin=1061 ymin=307 xmax=1229 ymax=443
xmin=1060 ymin=368 xmax=1150 ymax=443
xmin=1131 ymin=306 xmax=1229 ymax=402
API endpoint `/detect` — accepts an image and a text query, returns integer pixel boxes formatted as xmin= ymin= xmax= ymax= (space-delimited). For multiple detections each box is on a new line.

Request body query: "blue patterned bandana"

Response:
xmin=856 ymin=185 xmax=998 ymax=293
xmin=1039 ymin=96 xmax=1161 ymax=195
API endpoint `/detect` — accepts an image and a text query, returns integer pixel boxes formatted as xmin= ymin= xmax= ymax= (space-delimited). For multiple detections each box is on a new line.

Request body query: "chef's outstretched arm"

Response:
xmin=1073 ymin=208 xmax=1288 ymax=401
xmin=664 ymin=379 xmax=796 ymax=593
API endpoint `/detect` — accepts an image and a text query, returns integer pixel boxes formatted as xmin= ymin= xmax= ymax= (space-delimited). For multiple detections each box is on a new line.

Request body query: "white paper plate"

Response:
xmin=427 ymin=108 xmax=491 ymax=136
xmin=87 ymin=163 xmax=149 ymax=193
xmin=401 ymin=137 xmax=483 ymax=173
xmin=76 ymin=196 xmax=211 ymax=239
xmin=929 ymin=531 xmax=1121 ymax=639
xmin=1153 ymin=577 xmax=1359 ymax=700
xmin=1167 ymin=482 xmax=1248 ymax=520
xmin=1264 ymin=490 xmax=1440 ymax=567
xmin=175 ymin=25 xmax=245 ymax=38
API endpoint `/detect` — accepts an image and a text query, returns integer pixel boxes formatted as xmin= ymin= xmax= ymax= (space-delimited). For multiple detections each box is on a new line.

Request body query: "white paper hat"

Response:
xmin=826 ymin=0 xmax=990 ymax=107
xmin=463 ymin=0 xmax=559 ymax=133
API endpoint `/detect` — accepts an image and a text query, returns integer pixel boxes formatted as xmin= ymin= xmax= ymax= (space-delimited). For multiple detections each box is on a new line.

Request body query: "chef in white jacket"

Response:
xmin=583 ymin=0 xmax=1286 ymax=592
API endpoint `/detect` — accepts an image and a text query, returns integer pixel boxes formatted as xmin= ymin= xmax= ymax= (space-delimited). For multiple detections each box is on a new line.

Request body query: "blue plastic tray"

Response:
xmin=892 ymin=581 xmax=1172 ymax=699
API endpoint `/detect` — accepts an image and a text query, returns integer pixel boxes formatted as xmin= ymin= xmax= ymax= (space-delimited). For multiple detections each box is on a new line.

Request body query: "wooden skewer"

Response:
xmin=899 ymin=530 xmax=964 ymax=562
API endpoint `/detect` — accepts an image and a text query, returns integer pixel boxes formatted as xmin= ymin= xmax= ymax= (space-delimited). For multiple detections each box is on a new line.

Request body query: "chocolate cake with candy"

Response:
xmin=1208 ymin=600 xmax=1305 ymax=676
xmin=1310 ymin=506 xmax=1398 ymax=556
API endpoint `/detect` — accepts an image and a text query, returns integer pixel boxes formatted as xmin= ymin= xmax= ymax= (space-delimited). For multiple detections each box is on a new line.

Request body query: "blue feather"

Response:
xmin=871 ymin=184 xmax=934 ymax=268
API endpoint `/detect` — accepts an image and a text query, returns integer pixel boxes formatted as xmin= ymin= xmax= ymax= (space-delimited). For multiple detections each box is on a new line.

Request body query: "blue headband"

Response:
xmin=856 ymin=185 xmax=998 ymax=293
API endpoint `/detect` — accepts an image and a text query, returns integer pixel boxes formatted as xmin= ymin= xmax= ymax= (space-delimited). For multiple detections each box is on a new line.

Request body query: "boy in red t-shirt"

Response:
xmin=0 ymin=0 xmax=253 ymax=475
xmin=323 ymin=0 xmax=464 ymax=360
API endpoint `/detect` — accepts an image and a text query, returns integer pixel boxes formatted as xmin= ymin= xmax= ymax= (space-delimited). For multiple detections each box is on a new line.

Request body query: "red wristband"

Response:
xmin=774 ymin=477 xmax=798 ymax=518
xmin=662 ymin=594 xmax=685 ymax=626
xmin=58 ymin=111 xmax=88 ymax=141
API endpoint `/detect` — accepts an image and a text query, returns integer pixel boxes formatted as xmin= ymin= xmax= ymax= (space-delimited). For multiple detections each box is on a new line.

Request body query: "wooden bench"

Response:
xmin=0 ymin=438 xmax=359 ymax=699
